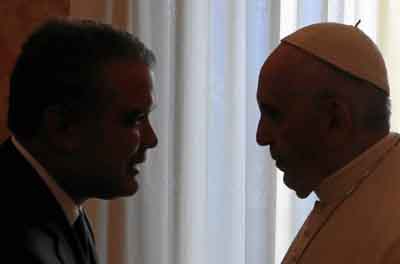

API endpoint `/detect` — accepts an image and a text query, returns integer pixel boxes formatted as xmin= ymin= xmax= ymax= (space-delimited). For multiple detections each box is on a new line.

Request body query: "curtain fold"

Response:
xmin=379 ymin=0 xmax=400 ymax=131
xmin=69 ymin=1 xmax=400 ymax=263
xmin=175 ymin=1 xmax=210 ymax=264
xmin=245 ymin=1 xmax=279 ymax=263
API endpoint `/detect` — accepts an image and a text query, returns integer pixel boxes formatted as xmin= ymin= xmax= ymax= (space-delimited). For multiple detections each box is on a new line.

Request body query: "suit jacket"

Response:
xmin=2 ymin=138 xmax=97 ymax=264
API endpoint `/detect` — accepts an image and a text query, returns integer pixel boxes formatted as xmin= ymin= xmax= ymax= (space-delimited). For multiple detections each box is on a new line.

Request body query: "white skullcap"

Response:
xmin=282 ymin=22 xmax=389 ymax=94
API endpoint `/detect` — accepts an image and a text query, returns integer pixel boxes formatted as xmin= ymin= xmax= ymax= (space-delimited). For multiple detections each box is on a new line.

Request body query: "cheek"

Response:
xmin=285 ymin=121 xmax=323 ymax=160
xmin=279 ymin=120 xmax=312 ymax=151
xmin=100 ymin=126 xmax=141 ymax=158
xmin=114 ymin=128 xmax=141 ymax=155
xmin=130 ymin=128 xmax=141 ymax=153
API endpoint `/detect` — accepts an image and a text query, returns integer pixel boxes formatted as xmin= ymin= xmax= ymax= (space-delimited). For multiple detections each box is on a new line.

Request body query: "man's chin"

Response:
xmin=119 ymin=178 xmax=139 ymax=197
xmin=295 ymin=189 xmax=312 ymax=199
xmin=283 ymin=174 xmax=312 ymax=199
xmin=97 ymin=180 xmax=139 ymax=199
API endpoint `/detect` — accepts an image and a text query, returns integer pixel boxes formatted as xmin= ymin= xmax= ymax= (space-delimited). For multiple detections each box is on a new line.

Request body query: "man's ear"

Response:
xmin=323 ymin=98 xmax=353 ymax=149
xmin=40 ymin=105 xmax=81 ymax=153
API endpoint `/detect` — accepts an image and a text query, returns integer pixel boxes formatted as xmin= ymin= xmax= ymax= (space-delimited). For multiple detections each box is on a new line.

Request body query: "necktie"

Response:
xmin=73 ymin=212 xmax=92 ymax=260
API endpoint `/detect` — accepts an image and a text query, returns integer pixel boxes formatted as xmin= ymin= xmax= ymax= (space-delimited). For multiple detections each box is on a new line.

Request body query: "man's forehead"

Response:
xmin=259 ymin=48 xmax=300 ymax=97
xmin=264 ymin=44 xmax=312 ymax=73
xmin=259 ymin=44 xmax=331 ymax=97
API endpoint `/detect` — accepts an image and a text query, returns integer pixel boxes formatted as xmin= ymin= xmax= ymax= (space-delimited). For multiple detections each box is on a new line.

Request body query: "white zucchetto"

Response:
xmin=282 ymin=22 xmax=389 ymax=94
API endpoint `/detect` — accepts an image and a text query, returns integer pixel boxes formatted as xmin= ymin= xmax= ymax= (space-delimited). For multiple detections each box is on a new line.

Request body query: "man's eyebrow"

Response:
xmin=128 ymin=104 xmax=157 ymax=115
xmin=258 ymin=102 xmax=278 ymax=112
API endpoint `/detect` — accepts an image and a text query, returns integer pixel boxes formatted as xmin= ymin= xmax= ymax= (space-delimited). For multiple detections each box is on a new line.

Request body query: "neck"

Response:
xmin=14 ymin=135 xmax=87 ymax=206
xmin=323 ymin=129 xmax=389 ymax=182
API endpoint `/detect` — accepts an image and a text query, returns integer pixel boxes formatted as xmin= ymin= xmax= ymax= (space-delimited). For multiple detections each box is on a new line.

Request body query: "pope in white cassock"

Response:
xmin=256 ymin=22 xmax=400 ymax=264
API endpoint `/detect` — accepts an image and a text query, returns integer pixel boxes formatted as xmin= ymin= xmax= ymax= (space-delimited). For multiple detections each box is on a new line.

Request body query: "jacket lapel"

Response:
xmin=2 ymin=138 xmax=94 ymax=264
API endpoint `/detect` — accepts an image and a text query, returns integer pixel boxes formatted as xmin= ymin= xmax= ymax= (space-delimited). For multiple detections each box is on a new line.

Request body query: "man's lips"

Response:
xmin=130 ymin=167 xmax=140 ymax=176
xmin=128 ymin=159 xmax=141 ymax=174
xmin=128 ymin=154 xmax=146 ymax=175
xmin=129 ymin=151 xmax=146 ymax=165
xmin=275 ymin=161 xmax=285 ymax=171
xmin=270 ymin=154 xmax=286 ymax=171
xmin=133 ymin=157 xmax=146 ymax=165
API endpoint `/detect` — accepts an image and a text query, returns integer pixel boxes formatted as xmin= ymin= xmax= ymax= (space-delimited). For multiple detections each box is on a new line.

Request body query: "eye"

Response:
xmin=123 ymin=112 xmax=146 ymax=128
xmin=259 ymin=103 xmax=282 ymax=123
xmin=134 ymin=114 xmax=146 ymax=125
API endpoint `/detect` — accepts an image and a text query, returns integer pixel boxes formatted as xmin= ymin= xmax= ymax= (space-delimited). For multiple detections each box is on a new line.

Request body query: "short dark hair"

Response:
xmin=8 ymin=18 xmax=156 ymax=139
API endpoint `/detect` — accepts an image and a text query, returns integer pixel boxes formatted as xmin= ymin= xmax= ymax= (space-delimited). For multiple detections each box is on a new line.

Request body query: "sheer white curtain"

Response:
xmin=70 ymin=0 xmax=400 ymax=264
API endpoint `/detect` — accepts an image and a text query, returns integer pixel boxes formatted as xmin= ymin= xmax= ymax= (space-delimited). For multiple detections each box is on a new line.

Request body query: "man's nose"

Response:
xmin=256 ymin=118 xmax=272 ymax=146
xmin=142 ymin=119 xmax=158 ymax=149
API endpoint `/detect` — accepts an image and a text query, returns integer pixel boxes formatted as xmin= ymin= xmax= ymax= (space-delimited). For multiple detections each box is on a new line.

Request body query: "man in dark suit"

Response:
xmin=3 ymin=19 xmax=158 ymax=263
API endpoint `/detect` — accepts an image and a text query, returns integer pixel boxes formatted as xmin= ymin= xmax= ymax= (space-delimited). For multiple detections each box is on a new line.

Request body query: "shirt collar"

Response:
xmin=11 ymin=136 xmax=80 ymax=225
xmin=315 ymin=132 xmax=400 ymax=204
